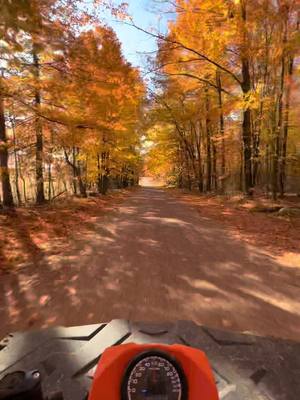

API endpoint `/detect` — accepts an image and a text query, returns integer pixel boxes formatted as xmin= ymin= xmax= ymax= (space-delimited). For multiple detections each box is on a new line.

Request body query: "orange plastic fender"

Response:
xmin=88 ymin=343 xmax=219 ymax=400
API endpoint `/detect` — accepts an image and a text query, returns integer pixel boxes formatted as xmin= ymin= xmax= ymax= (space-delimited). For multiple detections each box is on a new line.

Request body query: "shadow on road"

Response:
xmin=0 ymin=188 xmax=299 ymax=342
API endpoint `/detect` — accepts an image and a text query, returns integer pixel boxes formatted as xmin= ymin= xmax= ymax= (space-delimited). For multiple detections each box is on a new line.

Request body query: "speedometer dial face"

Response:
xmin=121 ymin=350 xmax=187 ymax=400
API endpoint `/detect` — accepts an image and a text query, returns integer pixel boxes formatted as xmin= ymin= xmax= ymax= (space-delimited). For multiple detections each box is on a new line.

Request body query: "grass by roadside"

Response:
xmin=0 ymin=189 xmax=134 ymax=274
xmin=167 ymin=189 xmax=300 ymax=263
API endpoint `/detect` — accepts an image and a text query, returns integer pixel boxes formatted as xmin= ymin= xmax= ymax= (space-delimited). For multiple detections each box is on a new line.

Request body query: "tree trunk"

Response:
xmin=47 ymin=130 xmax=54 ymax=201
xmin=272 ymin=11 xmax=289 ymax=200
xmin=48 ymin=162 xmax=52 ymax=200
xmin=240 ymin=0 xmax=253 ymax=195
xmin=33 ymin=48 xmax=45 ymax=205
xmin=194 ymin=121 xmax=203 ymax=192
xmin=177 ymin=145 xmax=184 ymax=188
xmin=241 ymin=93 xmax=253 ymax=194
xmin=21 ymin=174 xmax=27 ymax=203
xmin=279 ymin=53 xmax=294 ymax=196
xmin=271 ymin=108 xmax=278 ymax=199
xmin=181 ymin=143 xmax=192 ymax=190
xmin=280 ymin=3 xmax=298 ymax=197
xmin=64 ymin=149 xmax=87 ymax=197
xmin=212 ymin=139 xmax=217 ymax=191
xmin=216 ymin=70 xmax=225 ymax=193
xmin=0 ymin=90 xmax=14 ymax=207
xmin=252 ymin=102 xmax=262 ymax=186
xmin=205 ymin=87 xmax=212 ymax=192
xmin=265 ymin=144 xmax=270 ymax=195
xmin=253 ymin=20 xmax=270 ymax=187
xmin=239 ymin=142 xmax=244 ymax=192
xmin=11 ymin=115 xmax=21 ymax=205
xmin=97 ymin=153 xmax=102 ymax=193
xmin=98 ymin=152 xmax=110 ymax=195
xmin=72 ymin=146 xmax=77 ymax=194
xmin=77 ymin=173 xmax=87 ymax=197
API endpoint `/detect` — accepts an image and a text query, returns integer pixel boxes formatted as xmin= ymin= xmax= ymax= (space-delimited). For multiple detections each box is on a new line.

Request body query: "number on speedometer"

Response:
xmin=121 ymin=350 xmax=187 ymax=400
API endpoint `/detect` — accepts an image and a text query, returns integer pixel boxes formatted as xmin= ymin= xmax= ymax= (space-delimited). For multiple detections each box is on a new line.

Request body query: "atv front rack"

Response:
xmin=0 ymin=320 xmax=299 ymax=400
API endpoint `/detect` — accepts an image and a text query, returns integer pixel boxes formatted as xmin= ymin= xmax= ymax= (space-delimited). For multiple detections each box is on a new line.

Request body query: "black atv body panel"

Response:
xmin=0 ymin=320 xmax=299 ymax=400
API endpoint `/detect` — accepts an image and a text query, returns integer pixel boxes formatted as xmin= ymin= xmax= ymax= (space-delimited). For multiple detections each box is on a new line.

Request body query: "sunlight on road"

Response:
xmin=1 ymin=188 xmax=299 ymax=342
xmin=139 ymin=176 xmax=165 ymax=187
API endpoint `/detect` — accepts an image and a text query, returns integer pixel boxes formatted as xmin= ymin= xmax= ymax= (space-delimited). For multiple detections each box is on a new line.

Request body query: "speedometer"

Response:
xmin=121 ymin=350 xmax=188 ymax=400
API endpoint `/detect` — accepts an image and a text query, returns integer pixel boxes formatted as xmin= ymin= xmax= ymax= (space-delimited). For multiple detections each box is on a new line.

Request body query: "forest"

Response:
xmin=145 ymin=0 xmax=300 ymax=200
xmin=0 ymin=0 xmax=144 ymax=207
xmin=0 ymin=0 xmax=300 ymax=206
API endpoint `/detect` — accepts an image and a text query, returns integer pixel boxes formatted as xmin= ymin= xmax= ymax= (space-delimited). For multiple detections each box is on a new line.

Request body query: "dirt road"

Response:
xmin=1 ymin=188 xmax=299 ymax=340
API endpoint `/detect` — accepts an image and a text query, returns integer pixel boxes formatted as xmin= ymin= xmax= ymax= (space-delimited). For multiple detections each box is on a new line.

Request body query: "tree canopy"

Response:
xmin=0 ymin=0 xmax=300 ymax=207
xmin=144 ymin=0 xmax=300 ymax=198
xmin=0 ymin=0 xmax=144 ymax=206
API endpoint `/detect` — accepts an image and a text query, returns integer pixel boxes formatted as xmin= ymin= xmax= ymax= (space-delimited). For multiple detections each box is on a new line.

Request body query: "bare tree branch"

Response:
xmin=124 ymin=22 xmax=243 ymax=86
xmin=160 ymin=72 xmax=234 ymax=96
